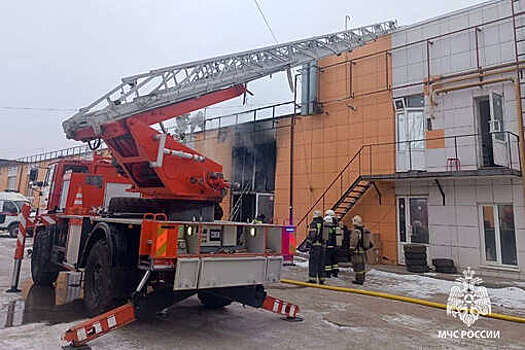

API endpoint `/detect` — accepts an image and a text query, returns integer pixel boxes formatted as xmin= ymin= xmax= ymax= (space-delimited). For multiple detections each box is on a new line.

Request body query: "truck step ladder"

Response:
xmin=62 ymin=295 xmax=300 ymax=348
xmin=62 ymin=303 xmax=136 ymax=349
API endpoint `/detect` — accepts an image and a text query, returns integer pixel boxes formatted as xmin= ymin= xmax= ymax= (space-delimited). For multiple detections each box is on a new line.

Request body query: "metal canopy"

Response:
xmin=63 ymin=20 xmax=397 ymax=139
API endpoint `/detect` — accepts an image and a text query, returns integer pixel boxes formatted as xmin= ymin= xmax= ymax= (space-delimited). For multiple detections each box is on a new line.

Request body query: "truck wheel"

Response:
xmin=8 ymin=223 xmax=19 ymax=238
xmin=84 ymin=240 xmax=123 ymax=316
xmin=31 ymin=228 xmax=59 ymax=286
xmin=198 ymin=291 xmax=232 ymax=309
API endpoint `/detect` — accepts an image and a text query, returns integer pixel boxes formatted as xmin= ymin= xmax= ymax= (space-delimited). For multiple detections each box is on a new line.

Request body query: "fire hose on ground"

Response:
xmin=280 ymin=279 xmax=525 ymax=324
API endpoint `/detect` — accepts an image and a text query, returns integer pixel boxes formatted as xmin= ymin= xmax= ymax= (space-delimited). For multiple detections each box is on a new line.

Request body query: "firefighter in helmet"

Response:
xmin=349 ymin=215 xmax=371 ymax=285
xmin=307 ymin=210 xmax=325 ymax=284
xmin=323 ymin=210 xmax=339 ymax=278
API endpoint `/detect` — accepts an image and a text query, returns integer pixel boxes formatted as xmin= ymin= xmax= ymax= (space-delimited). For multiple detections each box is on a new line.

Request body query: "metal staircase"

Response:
xmin=331 ymin=178 xmax=371 ymax=219
xmin=62 ymin=21 xmax=397 ymax=139
xmin=296 ymin=143 xmax=386 ymax=249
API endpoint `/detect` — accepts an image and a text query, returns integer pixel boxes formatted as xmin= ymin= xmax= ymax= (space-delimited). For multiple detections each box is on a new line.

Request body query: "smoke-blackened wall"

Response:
xmin=232 ymin=120 xmax=276 ymax=193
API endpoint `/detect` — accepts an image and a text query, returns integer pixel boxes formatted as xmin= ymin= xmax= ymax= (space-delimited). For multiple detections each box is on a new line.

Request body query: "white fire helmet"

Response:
xmin=325 ymin=209 xmax=336 ymax=217
xmin=313 ymin=210 xmax=322 ymax=218
xmin=323 ymin=215 xmax=333 ymax=224
xmin=352 ymin=215 xmax=363 ymax=227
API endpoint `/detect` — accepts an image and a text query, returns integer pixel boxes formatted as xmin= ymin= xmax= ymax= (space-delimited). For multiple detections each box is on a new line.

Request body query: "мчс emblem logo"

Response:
xmin=446 ymin=267 xmax=491 ymax=327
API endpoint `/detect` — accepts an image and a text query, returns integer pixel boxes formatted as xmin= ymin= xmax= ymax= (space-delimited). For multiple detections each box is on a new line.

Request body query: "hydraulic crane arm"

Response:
xmin=63 ymin=20 xmax=397 ymax=141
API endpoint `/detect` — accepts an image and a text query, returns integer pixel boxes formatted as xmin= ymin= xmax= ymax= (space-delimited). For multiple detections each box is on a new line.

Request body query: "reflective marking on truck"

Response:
xmin=289 ymin=305 xmax=296 ymax=317
xmin=76 ymin=328 xmax=87 ymax=341
xmin=273 ymin=300 xmax=279 ymax=313
xmin=93 ymin=322 xmax=102 ymax=334
xmin=156 ymin=226 xmax=168 ymax=257
xmin=107 ymin=315 xmax=117 ymax=328
xmin=281 ymin=303 xmax=288 ymax=315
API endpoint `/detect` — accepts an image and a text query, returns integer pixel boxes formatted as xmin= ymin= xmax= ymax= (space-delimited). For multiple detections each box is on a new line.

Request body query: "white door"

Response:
xmin=396 ymin=109 xmax=425 ymax=172
xmin=489 ymin=92 xmax=507 ymax=167
xmin=397 ymin=197 xmax=429 ymax=264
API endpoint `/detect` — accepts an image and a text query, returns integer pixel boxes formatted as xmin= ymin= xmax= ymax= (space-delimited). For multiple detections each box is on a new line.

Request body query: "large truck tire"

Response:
xmin=31 ymin=228 xmax=59 ymax=286
xmin=7 ymin=222 xmax=19 ymax=238
xmin=84 ymin=240 xmax=125 ymax=316
xmin=198 ymin=291 xmax=232 ymax=309
xmin=404 ymin=252 xmax=426 ymax=260
xmin=403 ymin=244 xmax=427 ymax=254
xmin=405 ymin=258 xmax=427 ymax=266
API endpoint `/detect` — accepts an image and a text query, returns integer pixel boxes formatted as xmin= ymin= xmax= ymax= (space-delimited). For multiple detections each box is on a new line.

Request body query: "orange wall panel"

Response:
xmin=274 ymin=34 xmax=398 ymax=263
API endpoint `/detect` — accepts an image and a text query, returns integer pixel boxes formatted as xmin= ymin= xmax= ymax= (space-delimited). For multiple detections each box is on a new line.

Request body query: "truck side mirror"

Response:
xmin=29 ymin=168 xmax=38 ymax=182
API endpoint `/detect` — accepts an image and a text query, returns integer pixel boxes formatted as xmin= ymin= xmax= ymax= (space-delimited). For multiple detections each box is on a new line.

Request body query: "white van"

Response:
xmin=0 ymin=192 xmax=31 ymax=237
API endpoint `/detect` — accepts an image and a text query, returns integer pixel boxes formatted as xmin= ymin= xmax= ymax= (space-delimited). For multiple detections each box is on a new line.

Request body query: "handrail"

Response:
xmin=295 ymin=131 xmax=521 ymax=229
xmin=296 ymin=144 xmax=366 ymax=228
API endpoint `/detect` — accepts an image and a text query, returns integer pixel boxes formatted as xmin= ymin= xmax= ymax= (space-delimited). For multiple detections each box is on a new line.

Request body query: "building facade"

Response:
xmin=390 ymin=0 xmax=525 ymax=279
xmin=2 ymin=0 xmax=524 ymax=278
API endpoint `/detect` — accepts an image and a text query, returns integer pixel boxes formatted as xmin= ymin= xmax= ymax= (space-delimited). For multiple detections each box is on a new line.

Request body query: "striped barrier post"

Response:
xmin=261 ymin=295 xmax=301 ymax=320
xmin=6 ymin=204 xmax=31 ymax=293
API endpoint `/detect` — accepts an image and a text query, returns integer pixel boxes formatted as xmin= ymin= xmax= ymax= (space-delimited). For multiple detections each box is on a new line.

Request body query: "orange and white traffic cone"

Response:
xmin=7 ymin=203 xmax=31 ymax=293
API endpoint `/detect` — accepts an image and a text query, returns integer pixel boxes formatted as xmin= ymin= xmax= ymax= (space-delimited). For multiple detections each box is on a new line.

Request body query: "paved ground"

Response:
xmin=0 ymin=232 xmax=524 ymax=350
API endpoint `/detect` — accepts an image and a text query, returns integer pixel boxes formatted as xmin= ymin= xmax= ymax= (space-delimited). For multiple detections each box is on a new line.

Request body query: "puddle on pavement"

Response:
xmin=1 ymin=283 xmax=86 ymax=329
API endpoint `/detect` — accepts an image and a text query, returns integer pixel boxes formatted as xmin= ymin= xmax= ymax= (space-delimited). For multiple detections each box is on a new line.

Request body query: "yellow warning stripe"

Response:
xmin=156 ymin=226 xmax=168 ymax=256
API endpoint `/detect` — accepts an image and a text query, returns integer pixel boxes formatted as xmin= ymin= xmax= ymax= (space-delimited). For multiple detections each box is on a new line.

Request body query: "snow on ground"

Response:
xmin=367 ymin=269 xmax=525 ymax=311
xmin=290 ymin=259 xmax=525 ymax=312
xmin=293 ymin=257 xmax=353 ymax=272
xmin=293 ymin=257 xmax=309 ymax=268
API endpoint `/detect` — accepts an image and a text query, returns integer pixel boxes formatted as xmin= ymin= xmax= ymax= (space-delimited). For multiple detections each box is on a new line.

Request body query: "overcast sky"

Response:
xmin=0 ymin=0 xmax=487 ymax=159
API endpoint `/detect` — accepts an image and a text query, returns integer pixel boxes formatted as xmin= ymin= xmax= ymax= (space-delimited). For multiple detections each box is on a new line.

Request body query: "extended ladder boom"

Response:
xmin=63 ymin=20 xmax=397 ymax=141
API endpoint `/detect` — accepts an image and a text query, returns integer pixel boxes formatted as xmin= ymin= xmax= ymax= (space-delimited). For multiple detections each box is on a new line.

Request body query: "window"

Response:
xmin=405 ymin=95 xmax=424 ymax=108
xmin=7 ymin=166 xmax=17 ymax=191
xmin=480 ymin=204 xmax=517 ymax=266
xmin=2 ymin=201 xmax=18 ymax=214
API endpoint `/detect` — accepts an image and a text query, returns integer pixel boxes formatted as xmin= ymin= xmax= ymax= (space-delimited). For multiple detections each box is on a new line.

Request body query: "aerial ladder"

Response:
xmin=55 ymin=21 xmax=397 ymax=348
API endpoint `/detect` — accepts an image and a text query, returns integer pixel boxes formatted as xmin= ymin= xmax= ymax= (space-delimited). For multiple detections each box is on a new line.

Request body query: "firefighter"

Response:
xmin=324 ymin=210 xmax=338 ymax=278
xmin=337 ymin=220 xmax=351 ymax=262
xmin=307 ymin=210 xmax=325 ymax=284
xmin=349 ymin=215 xmax=371 ymax=285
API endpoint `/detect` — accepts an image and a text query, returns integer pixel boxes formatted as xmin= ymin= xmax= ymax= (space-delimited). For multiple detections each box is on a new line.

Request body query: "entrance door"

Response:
xmin=478 ymin=94 xmax=507 ymax=167
xmin=480 ymin=204 xmax=518 ymax=266
xmin=397 ymin=197 xmax=429 ymax=264
xmin=396 ymin=109 xmax=425 ymax=172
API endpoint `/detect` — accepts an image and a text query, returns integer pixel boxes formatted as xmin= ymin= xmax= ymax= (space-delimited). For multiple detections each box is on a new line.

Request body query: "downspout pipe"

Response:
xmin=290 ymin=74 xmax=300 ymax=225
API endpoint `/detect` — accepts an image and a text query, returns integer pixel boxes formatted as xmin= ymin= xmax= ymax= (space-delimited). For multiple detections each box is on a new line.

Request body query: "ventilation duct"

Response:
xmin=300 ymin=61 xmax=321 ymax=115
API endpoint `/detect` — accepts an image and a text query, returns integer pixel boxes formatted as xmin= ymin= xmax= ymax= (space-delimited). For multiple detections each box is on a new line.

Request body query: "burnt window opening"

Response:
xmin=230 ymin=123 xmax=277 ymax=222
